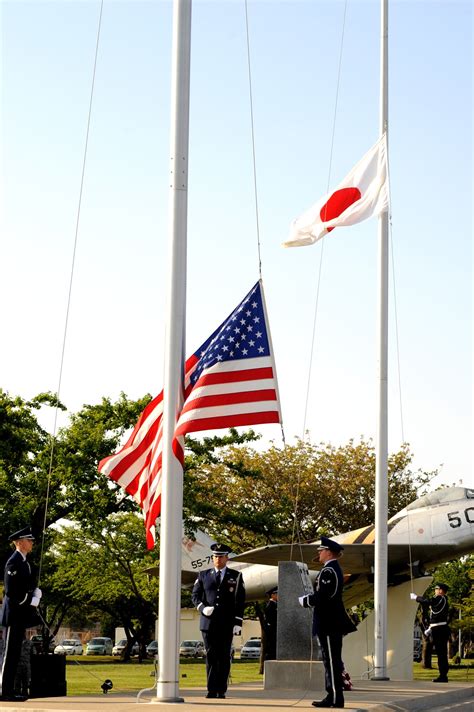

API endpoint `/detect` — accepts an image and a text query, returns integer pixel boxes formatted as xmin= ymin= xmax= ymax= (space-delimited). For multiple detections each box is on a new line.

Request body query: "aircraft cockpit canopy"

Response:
xmin=406 ymin=486 xmax=473 ymax=511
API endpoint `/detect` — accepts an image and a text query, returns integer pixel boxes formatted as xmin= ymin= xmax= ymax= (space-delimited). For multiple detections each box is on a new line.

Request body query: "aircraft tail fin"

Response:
xmin=181 ymin=529 xmax=217 ymax=573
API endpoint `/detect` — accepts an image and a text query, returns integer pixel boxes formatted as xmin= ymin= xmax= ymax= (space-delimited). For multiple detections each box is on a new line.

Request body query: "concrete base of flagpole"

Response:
xmin=152 ymin=682 xmax=184 ymax=703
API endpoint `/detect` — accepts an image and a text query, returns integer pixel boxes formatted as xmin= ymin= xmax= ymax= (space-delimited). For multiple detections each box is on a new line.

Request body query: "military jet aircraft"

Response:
xmin=180 ymin=486 xmax=474 ymax=606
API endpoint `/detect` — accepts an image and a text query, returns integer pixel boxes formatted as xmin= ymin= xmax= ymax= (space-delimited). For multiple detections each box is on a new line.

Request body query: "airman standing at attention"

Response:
xmin=192 ymin=543 xmax=245 ymax=699
xmin=298 ymin=536 xmax=356 ymax=709
xmin=1 ymin=526 xmax=41 ymax=703
xmin=410 ymin=582 xmax=450 ymax=682
xmin=263 ymin=586 xmax=278 ymax=661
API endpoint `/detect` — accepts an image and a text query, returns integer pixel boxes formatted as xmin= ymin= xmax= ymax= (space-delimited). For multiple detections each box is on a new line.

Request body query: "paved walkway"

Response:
xmin=0 ymin=680 xmax=472 ymax=712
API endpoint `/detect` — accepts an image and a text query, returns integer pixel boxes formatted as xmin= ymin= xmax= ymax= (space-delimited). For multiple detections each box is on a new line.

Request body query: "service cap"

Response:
xmin=317 ymin=536 xmax=344 ymax=554
xmin=435 ymin=582 xmax=449 ymax=593
xmin=210 ymin=543 xmax=232 ymax=556
xmin=9 ymin=526 xmax=35 ymax=542
xmin=266 ymin=586 xmax=278 ymax=596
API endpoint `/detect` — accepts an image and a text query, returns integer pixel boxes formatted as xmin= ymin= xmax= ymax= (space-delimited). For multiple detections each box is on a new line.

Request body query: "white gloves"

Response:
xmin=31 ymin=587 xmax=42 ymax=607
xmin=202 ymin=606 xmax=215 ymax=617
xmin=233 ymin=626 xmax=242 ymax=636
xmin=409 ymin=593 xmax=417 ymax=600
xmin=298 ymin=595 xmax=307 ymax=607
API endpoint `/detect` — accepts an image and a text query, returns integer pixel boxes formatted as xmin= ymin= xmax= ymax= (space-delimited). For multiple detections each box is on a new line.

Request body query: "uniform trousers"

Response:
xmin=317 ymin=631 xmax=344 ymax=704
xmin=1 ymin=623 xmax=26 ymax=697
xmin=432 ymin=625 xmax=450 ymax=679
xmin=202 ymin=628 xmax=233 ymax=694
xmin=264 ymin=630 xmax=277 ymax=661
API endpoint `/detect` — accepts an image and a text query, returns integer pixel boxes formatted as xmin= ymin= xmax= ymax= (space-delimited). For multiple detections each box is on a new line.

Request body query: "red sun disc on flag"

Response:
xmin=320 ymin=187 xmax=361 ymax=232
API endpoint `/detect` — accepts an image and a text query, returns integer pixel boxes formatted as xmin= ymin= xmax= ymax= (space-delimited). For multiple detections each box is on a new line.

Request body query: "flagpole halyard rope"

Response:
xmin=290 ymin=0 xmax=348 ymax=565
xmin=38 ymin=0 xmax=104 ymax=584
xmin=325 ymin=0 xmax=348 ymax=196
xmin=244 ymin=0 xmax=263 ymax=280
xmin=288 ymin=10 xmax=350 ymax=696
xmin=389 ymin=218 xmax=405 ymax=445
xmin=243 ymin=2 xmax=284 ymax=453
xmin=385 ymin=164 xmax=416 ymax=586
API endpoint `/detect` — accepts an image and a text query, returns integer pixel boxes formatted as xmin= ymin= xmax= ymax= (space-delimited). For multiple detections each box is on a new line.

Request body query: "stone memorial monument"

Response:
xmin=264 ymin=561 xmax=325 ymax=691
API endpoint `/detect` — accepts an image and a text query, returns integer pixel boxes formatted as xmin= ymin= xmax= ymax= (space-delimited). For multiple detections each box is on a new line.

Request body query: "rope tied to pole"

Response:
xmin=37 ymin=0 xmax=104 ymax=586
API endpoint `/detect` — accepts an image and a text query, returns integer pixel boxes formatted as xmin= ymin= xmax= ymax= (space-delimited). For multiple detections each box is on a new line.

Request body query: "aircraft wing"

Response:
xmin=144 ymin=565 xmax=199 ymax=588
xmin=231 ymin=542 xmax=459 ymax=575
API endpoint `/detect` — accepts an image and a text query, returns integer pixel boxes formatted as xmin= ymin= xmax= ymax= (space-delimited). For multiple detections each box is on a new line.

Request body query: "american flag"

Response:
xmin=98 ymin=281 xmax=281 ymax=548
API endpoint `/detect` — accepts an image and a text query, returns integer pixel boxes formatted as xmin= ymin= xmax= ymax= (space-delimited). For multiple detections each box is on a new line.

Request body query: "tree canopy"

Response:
xmin=184 ymin=436 xmax=433 ymax=551
xmin=1 ymin=388 xmax=442 ymax=638
xmin=45 ymin=514 xmax=159 ymax=655
xmin=0 ymin=389 xmax=150 ymax=565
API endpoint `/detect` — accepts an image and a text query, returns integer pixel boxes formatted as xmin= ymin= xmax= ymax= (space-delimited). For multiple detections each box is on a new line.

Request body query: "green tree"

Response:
xmin=0 ymin=389 xmax=150 ymax=566
xmin=45 ymin=514 xmax=159 ymax=659
xmin=1 ymin=389 xmax=439 ymax=646
xmin=184 ymin=437 xmax=434 ymax=551
xmin=427 ymin=556 xmax=473 ymax=660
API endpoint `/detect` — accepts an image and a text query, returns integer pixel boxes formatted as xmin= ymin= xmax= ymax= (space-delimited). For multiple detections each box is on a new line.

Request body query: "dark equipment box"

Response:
xmin=30 ymin=654 xmax=67 ymax=697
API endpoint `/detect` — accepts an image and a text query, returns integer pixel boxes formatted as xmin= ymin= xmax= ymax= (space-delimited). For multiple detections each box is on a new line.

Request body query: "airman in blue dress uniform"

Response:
xmin=299 ymin=536 xmax=356 ymax=709
xmin=192 ymin=543 xmax=245 ymax=699
xmin=411 ymin=582 xmax=450 ymax=682
xmin=263 ymin=586 xmax=278 ymax=661
xmin=1 ymin=526 xmax=42 ymax=702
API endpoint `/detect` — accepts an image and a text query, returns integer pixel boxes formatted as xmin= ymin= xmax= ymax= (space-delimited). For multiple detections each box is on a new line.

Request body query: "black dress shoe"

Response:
xmin=217 ymin=693 xmax=226 ymax=698
xmin=1 ymin=694 xmax=28 ymax=701
xmin=432 ymin=677 xmax=448 ymax=682
xmin=206 ymin=692 xmax=217 ymax=698
xmin=312 ymin=699 xmax=334 ymax=708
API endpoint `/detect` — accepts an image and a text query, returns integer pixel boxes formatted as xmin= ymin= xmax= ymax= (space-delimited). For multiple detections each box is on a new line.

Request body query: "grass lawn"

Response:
xmin=413 ymin=658 xmax=472 ymax=683
xmin=65 ymin=656 xmax=472 ymax=695
xmin=66 ymin=658 xmax=262 ymax=695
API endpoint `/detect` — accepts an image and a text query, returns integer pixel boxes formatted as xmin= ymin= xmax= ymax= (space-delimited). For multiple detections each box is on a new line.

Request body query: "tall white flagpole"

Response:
xmin=373 ymin=0 xmax=389 ymax=681
xmin=156 ymin=0 xmax=192 ymax=702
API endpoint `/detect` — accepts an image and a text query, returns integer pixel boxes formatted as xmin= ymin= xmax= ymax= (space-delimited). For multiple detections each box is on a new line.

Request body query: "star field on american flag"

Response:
xmin=99 ymin=280 xmax=281 ymax=549
xmin=190 ymin=283 xmax=270 ymax=384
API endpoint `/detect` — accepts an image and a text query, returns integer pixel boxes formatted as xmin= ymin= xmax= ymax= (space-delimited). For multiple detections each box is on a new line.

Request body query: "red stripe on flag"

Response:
xmin=183 ymin=367 xmax=274 ymax=399
xmin=98 ymin=282 xmax=282 ymax=550
xmin=109 ymin=421 xmax=161 ymax=486
xmin=180 ymin=388 xmax=277 ymax=415
xmin=176 ymin=410 xmax=281 ymax=436
xmin=194 ymin=367 xmax=274 ymax=386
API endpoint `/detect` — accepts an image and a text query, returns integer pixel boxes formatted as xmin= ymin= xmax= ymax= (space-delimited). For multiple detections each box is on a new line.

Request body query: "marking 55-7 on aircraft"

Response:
xmin=179 ymin=486 xmax=474 ymax=606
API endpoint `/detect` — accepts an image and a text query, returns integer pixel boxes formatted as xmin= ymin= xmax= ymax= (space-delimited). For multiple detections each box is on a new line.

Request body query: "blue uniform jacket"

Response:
xmin=303 ymin=559 xmax=357 ymax=637
xmin=415 ymin=593 xmax=449 ymax=625
xmin=1 ymin=550 xmax=36 ymax=628
xmin=192 ymin=567 xmax=245 ymax=632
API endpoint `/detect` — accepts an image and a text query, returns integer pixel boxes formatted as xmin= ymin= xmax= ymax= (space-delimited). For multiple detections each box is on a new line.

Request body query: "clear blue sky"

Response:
xmin=1 ymin=0 xmax=472 ymax=490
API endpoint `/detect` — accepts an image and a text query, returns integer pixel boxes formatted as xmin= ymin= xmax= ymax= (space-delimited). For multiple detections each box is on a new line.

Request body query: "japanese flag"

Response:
xmin=283 ymin=133 xmax=389 ymax=248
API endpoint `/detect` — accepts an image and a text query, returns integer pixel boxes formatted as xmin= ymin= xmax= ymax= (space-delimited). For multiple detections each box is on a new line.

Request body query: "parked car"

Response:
xmin=85 ymin=637 xmax=113 ymax=655
xmin=54 ymin=638 xmax=83 ymax=655
xmin=179 ymin=640 xmax=205 ymax=658
xmin=112 ymin=638 xmax=139 ymax=656
xmin=146 ymin=640 xmax=159 ymax=659
xmin=240 ymin=638 xmax=262 ymax=660
xmin=30 ymin=634 xmax=55 ymax=654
